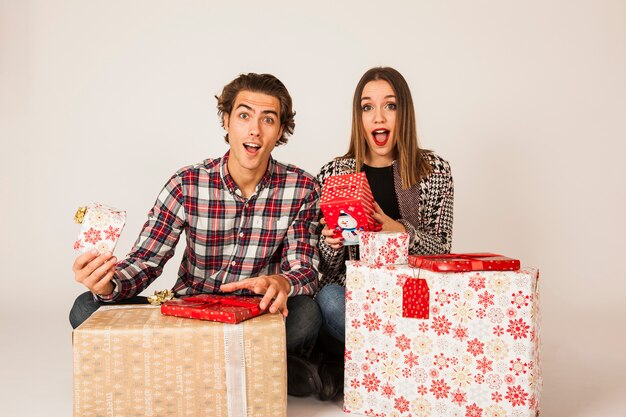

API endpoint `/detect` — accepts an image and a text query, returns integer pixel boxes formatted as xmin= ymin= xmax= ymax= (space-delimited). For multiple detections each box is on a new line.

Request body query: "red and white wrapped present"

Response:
xmin=73 ymin=202 xmax=126 ymax=254
xmin=409 ymin=253 xmax=521 ymax=272
xmin=359 ymin=231 xmax=409 ymax=266
xmin=344 ymin=261 xmax=541 ymax=417
xmin=320 ymin=172 xmax=381 ymax=245
xmin=161 ymin=294 xmax=266 ymax=324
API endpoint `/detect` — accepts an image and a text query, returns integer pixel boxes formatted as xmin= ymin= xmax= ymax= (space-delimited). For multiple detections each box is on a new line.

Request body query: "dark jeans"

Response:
xmin=315 ymin=284 xmax=346 ymax=360
xmin=69 ymin=291 xmax=322 ymax=358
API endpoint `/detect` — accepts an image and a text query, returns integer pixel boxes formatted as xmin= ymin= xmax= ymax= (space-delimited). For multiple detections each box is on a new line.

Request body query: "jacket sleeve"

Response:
xmin=398 ymin=158 xmax=454 ymax=255
xmin=316 ymin=160 xmax=350 ymax=285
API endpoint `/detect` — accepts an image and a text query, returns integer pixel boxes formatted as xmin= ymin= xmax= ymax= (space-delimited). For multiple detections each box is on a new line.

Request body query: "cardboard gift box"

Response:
xmin=73 ymin=202 xmax=126 ymax=254
xmin=161 ymin=294 xmax=266 ymax=324
xmin=409 ymin=253 xmax=521 ymax=272
xmin=320 ymin=172 xmax=381 ymax=245
xmin=359 ymin=231 xmax=409 ymax=266
xmin=73 ymin=306 xmax=286 ymax=417
xmin=344 ymin=261 xmax=541 ymax=417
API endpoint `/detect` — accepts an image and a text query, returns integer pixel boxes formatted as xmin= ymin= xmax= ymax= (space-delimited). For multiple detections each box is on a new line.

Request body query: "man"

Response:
xmin=70 ymin=73 xmax=323 ymax=397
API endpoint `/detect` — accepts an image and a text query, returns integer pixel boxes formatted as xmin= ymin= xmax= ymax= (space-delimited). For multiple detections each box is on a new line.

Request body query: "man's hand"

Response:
xmin=72 ymin=249 xmax=118 ymax=296
xmin=371 ymin=202 xmax=407 ymax=233
xmin=320 ymin=217 xmax=344 ymax=250
xmin=219 ymin=274 xmax=291 ymax=317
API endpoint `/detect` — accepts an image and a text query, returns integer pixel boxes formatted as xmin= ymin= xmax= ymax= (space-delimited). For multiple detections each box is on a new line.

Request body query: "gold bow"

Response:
xmin=147 ymin=289 xmax=175 ymax=305
xmin=74 ymin=206 xmax=87 ymax=224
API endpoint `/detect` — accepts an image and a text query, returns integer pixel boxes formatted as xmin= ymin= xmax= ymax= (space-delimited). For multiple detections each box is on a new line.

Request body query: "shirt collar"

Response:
xmin=219 ymin=150 xmax=276 ymax=198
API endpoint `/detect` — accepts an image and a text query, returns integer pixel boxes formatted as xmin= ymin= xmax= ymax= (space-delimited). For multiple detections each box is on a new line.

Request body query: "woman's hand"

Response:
xmin=320 ymin=217 xmax=344 ymax=250
xmin=371 ymin=202 xmax=406 ymax=233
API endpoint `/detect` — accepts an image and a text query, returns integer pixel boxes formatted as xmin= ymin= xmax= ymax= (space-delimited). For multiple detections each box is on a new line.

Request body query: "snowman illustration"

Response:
xmin=335 ymin=211 xmax=362 ymax=245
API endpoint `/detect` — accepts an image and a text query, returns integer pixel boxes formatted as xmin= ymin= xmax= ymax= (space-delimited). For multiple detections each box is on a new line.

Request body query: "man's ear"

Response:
xmin=223 ymin=113 xmax=230 ymax=130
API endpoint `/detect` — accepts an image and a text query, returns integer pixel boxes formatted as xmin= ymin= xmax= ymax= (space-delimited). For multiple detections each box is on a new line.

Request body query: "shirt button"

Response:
xmin=231 ymin=261 xmax=236 ymax=266
xmin=239 ymin=232 xmax=244 ymax=237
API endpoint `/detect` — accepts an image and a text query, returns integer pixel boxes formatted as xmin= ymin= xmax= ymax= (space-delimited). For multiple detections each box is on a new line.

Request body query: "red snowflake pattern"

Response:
xmin=451 ymin=389 xmax=467 ymax=406
xmin=382 ymin=321 xmax=397 ymax=337
xmin=452 ymin=325 xmax=469 ymax=341
xmin=73 ymin=240 xmax=83 ymax=250
xmin=381 ymin=383 xmax=395 ymax=399
xmin=395 ymin=334 xmax=411 ymax=351
xmin=474 ymin=374 xmax=485 ymax=384
xmin=467 ymin=338 xmax=485 ymax=357
xmin=365 ymin=348 xmax=380 ymax=364
xmin=509 ymin=358 xmax=528 ymax=376
xmin=418 ymin=322 xmax=429 ymax=333
xmin=493 ymin=325 xmax=504 ymax=336
xmin=362 ymin=373 xmax=380 ymax=392
xmin=83 ymin=227 xmax=102 ymax=245
xmin=402 ymin=368 xmax=412 ymax=378
xmin=468 ymin=274 xmax=486 ymax=291
xmin=476 ymin=308 xmax=486 ymax=319
xmin=492 ymin=391 xmax=503 ymax=402
xmin=505 ymin=385 xmax=528 ymax=407
xmin=435 ymin=289 xmax=452 ymax=305
xmin=382 ymin=246 xmax=399 ymax=264
xmin=396 ymin=274 xmax=411 ymax=287
xmin=507 ymin=318 xmax=530 ymax=339
xmin=104 ymin=225 xmax=120 ymax=241
xmin=417 ymin=385 xmax=428 ymax=396
xmin=477 ymin=291 xmax=494 ymax=308
xmin=429 ymin=378 xmax=451 ymax=399
xmin=345 ymin=349 xmax=352 ymax=361
xmin=429 ymin=368 xmax=439 ymax=379
xmin=363 ymin=312 xmax=382 ymax=332
xmin=345 ymin=289 xmax=353 ymax=301
xmin=511 ymin=290 xmax=530 ymax=309
xmin=394 ymin=396 xmax=410 ymax=413
xmin=433 ymin=353 xmax=449 ymax=370
xmin=476 ymin=356 xmax=493 ymax=374
xmin=431 ymin=315 xmax=452 ymax=335
xmin=350 ymin=378 xmax=361 ymax=389
xmin=404 ymin=351 xmax=419 ymax=367
xmin=465 ymin=403 xmax=483 ymax=417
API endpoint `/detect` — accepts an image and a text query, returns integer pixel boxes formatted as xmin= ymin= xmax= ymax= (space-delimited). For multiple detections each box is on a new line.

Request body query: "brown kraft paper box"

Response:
xmin=73 ymin=305 xmax=287 ymax=417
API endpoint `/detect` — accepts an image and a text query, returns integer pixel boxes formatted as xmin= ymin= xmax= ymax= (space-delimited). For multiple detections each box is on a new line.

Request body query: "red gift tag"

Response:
xmin=161 ymin=294 xmax=265 ymax=324
xmin=408 ymin=253 xmax=520 ymax=272
xmin=402 ymin=278 xmax=430 ymax=319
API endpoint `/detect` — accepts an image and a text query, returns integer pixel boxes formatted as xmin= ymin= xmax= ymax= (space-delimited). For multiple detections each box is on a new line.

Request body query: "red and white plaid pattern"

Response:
xmin=102 ymin=152 xmax=320 ymax=301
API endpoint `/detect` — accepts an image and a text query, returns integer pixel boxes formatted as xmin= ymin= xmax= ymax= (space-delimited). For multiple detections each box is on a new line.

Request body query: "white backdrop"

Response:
xmin=1 ymin=1 xmax=625 ymax=416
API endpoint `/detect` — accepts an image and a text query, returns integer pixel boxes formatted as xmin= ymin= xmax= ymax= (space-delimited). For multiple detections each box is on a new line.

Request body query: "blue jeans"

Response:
xmin=316 ymin=284 xmax=345 ymax=343
xmin=69 ymin=291 xmax=321 ymax=358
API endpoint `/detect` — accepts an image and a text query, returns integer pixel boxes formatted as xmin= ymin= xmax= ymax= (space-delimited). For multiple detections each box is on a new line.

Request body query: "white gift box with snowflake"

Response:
xmin=343 ymin=261 xmax=541 ymax=417
xmin=73 ymin=202 xmax=126 ymax=254
xmin=359 ymin=231 xmax=409 ymax=266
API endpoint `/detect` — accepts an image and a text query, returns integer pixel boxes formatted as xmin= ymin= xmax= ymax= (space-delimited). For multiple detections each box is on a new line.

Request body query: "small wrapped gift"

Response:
xmin=161 ymin=294 xmax=266 ymax=324
xmin=359 ymin=230 xmax=409 ymax=266
xmin=409 ymin=252 xmax=521 ymax=272
xmin=73 ymin=202 xmax=126 ymax=254
xmin=320 ymin=172 xmax=381 ymax=246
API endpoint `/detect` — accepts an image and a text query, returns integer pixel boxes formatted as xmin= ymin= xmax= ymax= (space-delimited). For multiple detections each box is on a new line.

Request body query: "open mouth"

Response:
xmin=371 ymin=129 xmax=390 ymax=147
xmin=243 ymin=142 xmax=261 ymax=155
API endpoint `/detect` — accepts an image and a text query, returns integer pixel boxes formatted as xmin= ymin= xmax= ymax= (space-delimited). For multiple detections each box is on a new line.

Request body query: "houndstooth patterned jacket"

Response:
xmin=316 ymin=152 xmax=454 ymax=287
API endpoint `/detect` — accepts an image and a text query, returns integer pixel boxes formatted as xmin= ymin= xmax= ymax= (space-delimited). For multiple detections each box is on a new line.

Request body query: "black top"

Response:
xmin=362 ymin=164 xmax=401 ymax=220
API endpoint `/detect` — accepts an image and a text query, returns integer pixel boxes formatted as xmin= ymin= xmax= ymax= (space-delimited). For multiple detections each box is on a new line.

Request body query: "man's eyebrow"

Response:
xmin=235 ymin=103 xmax=278 ymax=116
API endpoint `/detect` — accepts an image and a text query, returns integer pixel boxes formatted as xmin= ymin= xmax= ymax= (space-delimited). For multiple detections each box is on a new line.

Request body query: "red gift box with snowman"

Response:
xmin=320 ymin=172 xmax=382 ymax=245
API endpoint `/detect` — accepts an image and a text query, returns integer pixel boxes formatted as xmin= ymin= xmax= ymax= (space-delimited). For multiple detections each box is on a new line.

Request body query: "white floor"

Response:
xmin=3 ymin=306 xmax=626 ymax=417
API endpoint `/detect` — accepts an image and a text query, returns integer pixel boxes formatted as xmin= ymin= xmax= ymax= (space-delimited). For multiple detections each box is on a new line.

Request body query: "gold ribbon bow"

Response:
xmin=74 ymin=206 xmax=87 ymax=224
xmin=147 ymin=289 xmax=175 ymax=305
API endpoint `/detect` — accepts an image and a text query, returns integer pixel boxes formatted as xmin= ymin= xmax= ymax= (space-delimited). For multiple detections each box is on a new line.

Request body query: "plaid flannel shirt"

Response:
xmin=100 ymin=151 xmax=321 ymax=302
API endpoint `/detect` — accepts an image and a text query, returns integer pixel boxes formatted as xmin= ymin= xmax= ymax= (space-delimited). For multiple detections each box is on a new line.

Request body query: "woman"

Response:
xmin=315 ymin=67 xmax=454 ymax=400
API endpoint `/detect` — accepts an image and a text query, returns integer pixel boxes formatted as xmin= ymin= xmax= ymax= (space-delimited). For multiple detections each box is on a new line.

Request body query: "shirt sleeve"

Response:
xmin=102 ymin=173 xmax=186 ymax=302
xmin=280 ymin=179 xmax=322 ymax=296
xmin=399 ymin=161 xmax=454 ymax=255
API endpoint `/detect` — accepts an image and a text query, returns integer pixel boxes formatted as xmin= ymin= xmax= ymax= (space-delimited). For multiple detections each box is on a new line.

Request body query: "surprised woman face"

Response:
xmin=360 ymin=80 xmax=398 ymax=166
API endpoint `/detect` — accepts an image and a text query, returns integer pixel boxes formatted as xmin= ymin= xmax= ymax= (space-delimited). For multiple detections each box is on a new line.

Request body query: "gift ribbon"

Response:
xmin=223 ymin=324 xmax=247 ymax=417
xmin=147 ymin=289 xmax=175 ymax=305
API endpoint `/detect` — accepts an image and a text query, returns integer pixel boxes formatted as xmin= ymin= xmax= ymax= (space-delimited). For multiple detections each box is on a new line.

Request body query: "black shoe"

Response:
xmin=287 ymin=355 xmax=322 ymax=397
xmin=318 ymin=360 xmax=344 ymax=401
